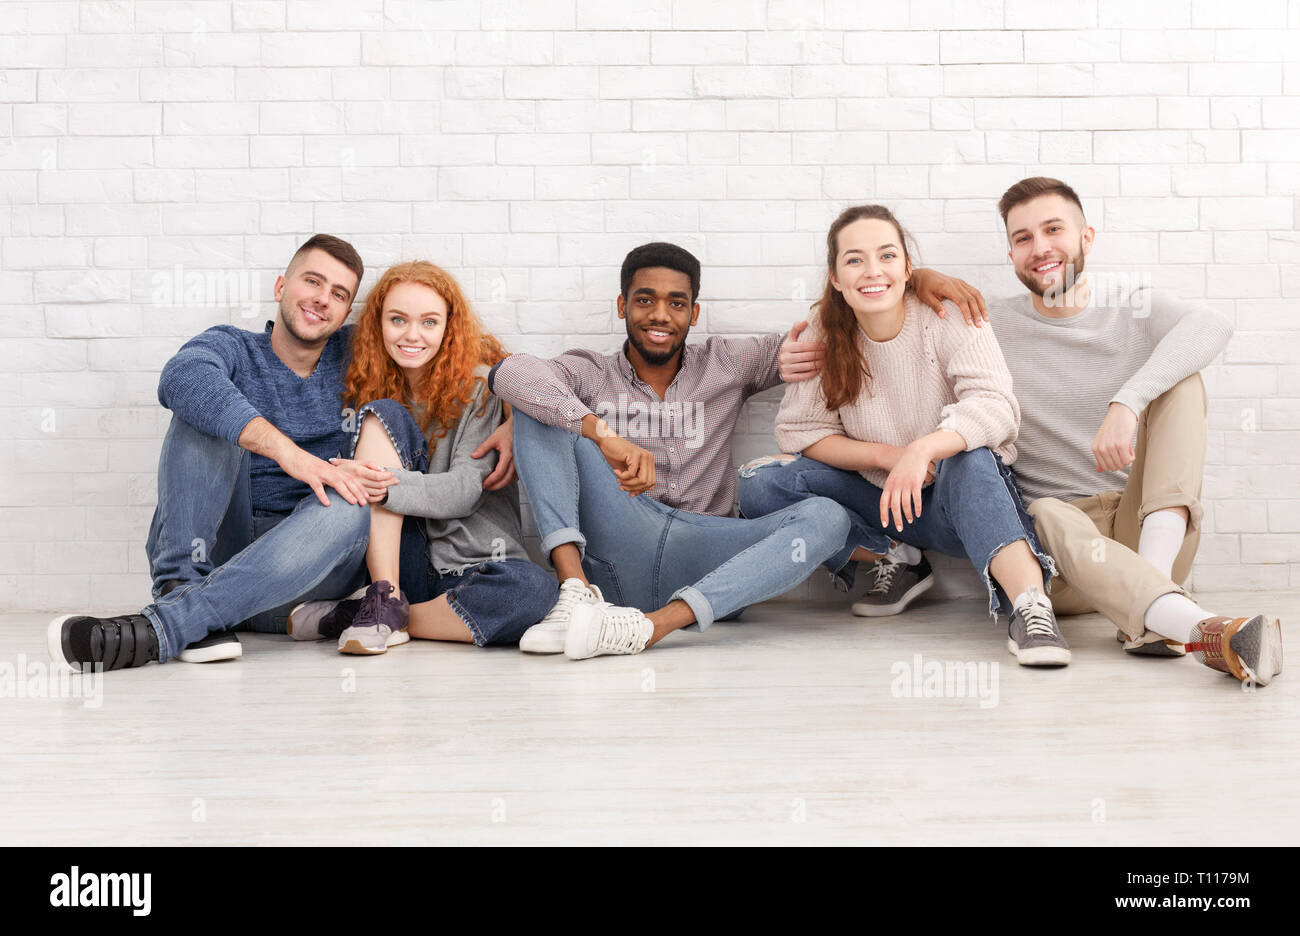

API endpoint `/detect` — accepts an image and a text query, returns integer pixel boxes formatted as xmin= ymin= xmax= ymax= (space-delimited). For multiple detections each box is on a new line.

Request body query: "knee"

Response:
xmin=357 ymin=398 xmax=420 ymax=441
xmin=794 ymin=496 xmax=851 ymax=550
xmin=315 ymin=499 xmax=372 ymax=549
xmin=736 ymin=454 xmax=800 ymax=518
xmin=1025 ymin=497 xmax=1069 ymax=538
xmin=512 ymin=409 xmax=570 ymax=455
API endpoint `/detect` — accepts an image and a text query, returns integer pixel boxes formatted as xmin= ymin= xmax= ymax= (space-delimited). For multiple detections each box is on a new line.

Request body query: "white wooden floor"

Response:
xmin=2 ymin=591 xmax=1295 ymax=845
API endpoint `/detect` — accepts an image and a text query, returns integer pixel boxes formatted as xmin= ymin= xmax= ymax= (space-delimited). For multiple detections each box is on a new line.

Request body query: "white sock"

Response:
xmin=1138 ymin=510 xmax=1187 ymax=580
xmin=887 ymin=540 xmax=922 ymax=565
xmin=1143 ymin=592 xmax=1214 ymax=645
xmin=1012 ymin=586 xmax=1052 ymax=611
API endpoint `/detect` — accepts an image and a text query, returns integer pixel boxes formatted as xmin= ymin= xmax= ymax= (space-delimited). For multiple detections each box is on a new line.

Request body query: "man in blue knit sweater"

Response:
xmin=47 ymin=235 xmax=509 ymax=672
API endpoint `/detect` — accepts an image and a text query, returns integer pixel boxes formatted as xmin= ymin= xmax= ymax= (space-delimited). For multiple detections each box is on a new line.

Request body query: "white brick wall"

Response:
xmin=3 ymin=0 xmax=1299 ymax=612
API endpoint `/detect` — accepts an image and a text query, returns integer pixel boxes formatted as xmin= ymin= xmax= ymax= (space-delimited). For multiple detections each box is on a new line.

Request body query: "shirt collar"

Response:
xmin=617 ymin=338 xmax=697 ymax=388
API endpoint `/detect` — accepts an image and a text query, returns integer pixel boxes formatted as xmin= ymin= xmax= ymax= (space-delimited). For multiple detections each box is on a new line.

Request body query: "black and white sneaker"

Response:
xmin=178 ymin=631 xmax=242 ymax=663
xmin=1006 ymin=586 xmax=1071 ymax=667
xmin=47 ymin=613 xmax=160 ymax=673
xmin=851 ymin=554 xmax=934 ymax=617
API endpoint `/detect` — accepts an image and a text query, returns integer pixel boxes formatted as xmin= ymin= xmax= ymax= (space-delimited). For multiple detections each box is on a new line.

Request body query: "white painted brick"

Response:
xmin=1244 ymin=129 xmax=1300 ymax=161
xmin=930 ymin=98 xmax=973 ymax=130
xmin=842 ymin=31 xmax=938 ymax=65
xmin=1038 ymin=131 xmax=1091 ymax=163
xmin=1213 ymin=231 xmax=1268 ymax=264
xmin=1103 ymin=196 xmax=1199 ymax=231
xmin=1158 ymin=95 xmax=1208 ymax=129
xmin=599 ymin=65 xmax=693 ymax=99
xmin=37 ymin=169 xmax=132 ymax=203
xmin=1201 ymin=197 xmax=1292 ymax=231
xmin=604 ymin=200 xmax=698 ymax=232
xmin=1241 ymin=534 xmax=1300 ymax=563
xmin=687 ymin=132 xmax=739 ymax=165
xmin=1093 ymin=130 xmax=1192 ymax=163
xmin=439 ymin=167 xmax=533 ymax=201
xmin=154 ymin=136 xmax=247 ymax=168
xmin=1094 ymin=63 xmax=1186 ymax=96
xmin=890 ymin=65 xmax=945 ymax=97
xmin=906 ymin=0 xmax=1003 ymax=29
xmin=0 ymin=71 xmax=38 ymax=103
xmin=13 ymin=103 xmax=66 ymax=136
xmin=1193 ymin=0 xmax=1288 ymax=27
xmin=1211 ymin=97 xmax=1261 ymax=129
xmin=792 ymin=132 xmax=886 ymax=165
xmin=748 ymin=31 xmax=843 ymax=65
xmin=511 ymin=200 xmax=604 ymax=232
xmin=38 ymin=68 xmax=138 ymax=103
xmin=578 ymin=0 xmax=671 ymax=28
xmin=555 ymin=31 xmax=649 ymax=66
xmin=837 ymin=97 xmax=930 ymax=130
xmin=629 ymin=165 xmax=724 ymax=199
xmin=284 ymin=0 xmax=380 ymax=30
xmin=1268 ymin=501 xmax=1300 ymax=531
xmin=164 ymin=34 xmax=261 ymax=67
xmin=331 ymin=67 xmax=390 ymax=101
xmin=776 ymin=99 xmax=835 ymax=131
xmin=454 ymin=31 xmax=554 ymax=67
xmin=793 ymin=66 xmax=887 ymax=99
xmin=1025 ymin=30 xmax=1120 ymax=63
xmin=162 ymin=102 xmax=259 ymax=135
xmin=235 ymin=67 xmax=333 ymax=101
xmin=79 ymin=0 xmax=136 ymax=33
xmin=974 ymin=98 xmax=1061 ymax=130
xmin=632 ymin=99 xmax=725 ymax=131
xmin=736 ymin=130 xmax=788 ymax=165
xmin=1190 ymin=64 xmax=1281 ymax=97
xmin=134 ymin=1 xmax=232 ymax=32
xmin=233 ymin=1 xmax=286 ymax=31
xmin=341 ymin=167 xmax=437 ymax=201
xmin=1207 ymin=265 xmax=1279 ymax=298
xmin=695 ymin=67 xmax=792 ymax=99
xmin=361 ymin=32 xmax=453 ymax=67
xmin=505 ymin=66 xmax=597 ymax=99
xmin=671 ymin=1 xmax=766 ymax=29
xmin=1099 ymin=0 xmax=1191 ymax=28
xmin=940 ymin=30 xmax=1023 ymax=64
xmin=725 ymin=166 xmax=820 ymax=199
xmin=139 ymin=68 xmax=235 ymax=102
xmin=1172 ymin=164 xmax=1266 ymax=196
xmin=593 ymin=131 xmax=687 ymax=165
xmin=536 ymin=164 xmax=629 ymax=199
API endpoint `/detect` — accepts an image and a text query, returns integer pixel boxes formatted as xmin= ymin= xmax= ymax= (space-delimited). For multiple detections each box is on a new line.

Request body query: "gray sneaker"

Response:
xmin=851 ymin=555 xmax=934 ymax=617
xmin=1006 ymin=586 xmax=1071 ymax=666
xmin=338 ymin=581 xmax=410 ymax=655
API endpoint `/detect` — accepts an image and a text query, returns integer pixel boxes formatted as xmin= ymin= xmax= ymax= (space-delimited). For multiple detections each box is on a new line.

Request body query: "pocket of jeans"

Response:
xmin=581 ymin=554 xmax=624 ymax=606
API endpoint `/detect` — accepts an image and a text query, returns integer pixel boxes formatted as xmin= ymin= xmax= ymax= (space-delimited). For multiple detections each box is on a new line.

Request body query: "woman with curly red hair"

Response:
xmin=289 ymin=260 xmax=559 ymax=654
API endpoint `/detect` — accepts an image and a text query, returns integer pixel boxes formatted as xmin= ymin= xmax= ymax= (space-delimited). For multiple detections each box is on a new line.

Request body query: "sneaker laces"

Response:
xmin=596 ymin=606 xmax=650 ymax=654
xmin=868 ymin=556 xmax=904 ymax=595
xmin=353 ymin=582 xmax=394 ymax=630
xmin=1020 ymin=601 xmax=1057 ymax=639
xmin=540 ymin=579 xmax=593 ymax=626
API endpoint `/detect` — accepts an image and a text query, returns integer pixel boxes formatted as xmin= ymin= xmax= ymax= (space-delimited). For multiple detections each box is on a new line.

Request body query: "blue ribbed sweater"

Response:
xmin=156 ymin=321 xmax=353 ymax=513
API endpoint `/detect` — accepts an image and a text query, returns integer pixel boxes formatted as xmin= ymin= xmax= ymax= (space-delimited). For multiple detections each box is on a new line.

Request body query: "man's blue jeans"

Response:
xmin=737 ymin=448 xmax=1057 ymax=617
xmin=512 ymin=412 xmax=850 ymax=629
xmin=142 ymin=416 xmax=370 ymax=661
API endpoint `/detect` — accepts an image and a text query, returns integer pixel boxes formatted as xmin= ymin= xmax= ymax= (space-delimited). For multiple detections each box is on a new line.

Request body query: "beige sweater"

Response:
xmin=774 ymin=295 xmax=1021 ymax=489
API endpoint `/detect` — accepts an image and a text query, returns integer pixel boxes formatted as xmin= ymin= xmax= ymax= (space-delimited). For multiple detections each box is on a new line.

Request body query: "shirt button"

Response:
xmin=669 ymin=447 xmax=676 ymax=454
xmin=670 ymin=482 xmax=677 ymax=489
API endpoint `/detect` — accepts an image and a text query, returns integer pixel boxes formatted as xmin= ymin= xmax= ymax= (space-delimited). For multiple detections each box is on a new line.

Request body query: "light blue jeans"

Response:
xmin=737 ymin=448 xmax=1057 ymax=617
xmin=511 ymin=412 xmax=850 ymax=629
xmin=142 ymin=415 xmax=371 ymax=661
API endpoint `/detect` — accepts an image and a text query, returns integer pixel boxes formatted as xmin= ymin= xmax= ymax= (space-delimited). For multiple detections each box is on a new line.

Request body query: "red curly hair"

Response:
xmin=344 ymin=261 xmax=508 ymax=441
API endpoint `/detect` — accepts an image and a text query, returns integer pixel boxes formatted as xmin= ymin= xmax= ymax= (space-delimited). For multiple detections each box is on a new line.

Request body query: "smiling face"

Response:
xmin=273 ymin=248 xmax=358 ymax=345
xmin=1006 ymin=193 xmax=1094 ymax=299
xmin=617 ymin=266 xmax=700 ymax=367
xmin=380 ymin=281 xmax=448 ymax=379
xmin=830 ymin=217 xmax=912 ymax=317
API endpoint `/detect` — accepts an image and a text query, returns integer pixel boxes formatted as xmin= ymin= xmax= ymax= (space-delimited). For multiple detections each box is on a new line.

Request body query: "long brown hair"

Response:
xmin=343 ymin=261 xmax=507 ymax=440
xmin=813 ymin=204 xmax=917 ymax=411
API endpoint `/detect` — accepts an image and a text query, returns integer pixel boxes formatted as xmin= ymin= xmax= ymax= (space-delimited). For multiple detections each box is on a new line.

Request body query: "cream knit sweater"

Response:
xmin=774 ymin=294 xmax=1021 ymax=489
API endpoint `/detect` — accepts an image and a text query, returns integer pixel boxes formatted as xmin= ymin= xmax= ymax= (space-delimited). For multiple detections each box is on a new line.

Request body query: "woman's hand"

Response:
xmin=327 ymin=458 xmax=398 ymax=504
xmin=879 ymin=443 xmax=937 ymax=532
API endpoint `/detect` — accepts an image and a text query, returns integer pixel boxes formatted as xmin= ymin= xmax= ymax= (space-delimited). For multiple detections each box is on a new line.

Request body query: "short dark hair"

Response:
xmin=620 ymin=242 xmax=701 ymax=304
xmin=998 ymin=177 xmax=1085 ymax=228
xmin=287 ymin=233 xmax=364 ymax=299
xmin=998 ymin=178 xmax=1081 ymax=231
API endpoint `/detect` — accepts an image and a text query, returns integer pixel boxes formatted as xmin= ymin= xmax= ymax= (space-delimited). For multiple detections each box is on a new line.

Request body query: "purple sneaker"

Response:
xmin=338 ymin=581 xmax=410 ymax=655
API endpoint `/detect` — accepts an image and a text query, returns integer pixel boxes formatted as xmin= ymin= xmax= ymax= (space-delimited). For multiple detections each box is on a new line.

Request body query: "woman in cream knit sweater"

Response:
xmin=737 ymin=204 xmax=1067 ymax=667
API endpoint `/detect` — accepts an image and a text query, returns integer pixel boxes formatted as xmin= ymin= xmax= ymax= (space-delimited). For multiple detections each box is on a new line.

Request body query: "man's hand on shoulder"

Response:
xmin=1092 ymin=402 xmax=1138 ymax=473
xmin=779 ymin=320 xmax=825 ymax=383
xmin=473 ymin=409 xmax=518 ymax=491
xmin=912 ymin=268 xmax=989 ymax=328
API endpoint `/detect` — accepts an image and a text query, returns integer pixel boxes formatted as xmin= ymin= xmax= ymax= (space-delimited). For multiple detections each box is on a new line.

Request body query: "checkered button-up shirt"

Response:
xmin=491 ymin=334 xmax=785 ymax=516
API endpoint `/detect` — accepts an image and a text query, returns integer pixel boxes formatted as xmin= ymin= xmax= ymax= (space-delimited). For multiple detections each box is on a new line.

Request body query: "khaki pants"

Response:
xmin=1026 ymin=374 xmax=1206 ymax=641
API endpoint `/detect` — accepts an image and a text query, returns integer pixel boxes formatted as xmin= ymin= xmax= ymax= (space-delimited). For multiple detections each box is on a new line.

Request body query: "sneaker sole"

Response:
xmin=1230 ymin=615 xmax=1283 ymax=687
xmin=338 ymin=639 xmax=387 ymax=655
xmin=850 ymin=574 xmax=934 ymax=617
xmin=46 ymin=614 xmax=79 ymax=672
xmin=1006 ymin=638 xmax=1072 ymax=667
xmin=1123 ymin=637 xmax=1186 ymax=658
xmin=564 ymin=604 xmax=599 ymax=660
xmin=288 ymin=600 xmax=337 ymax=641
xmin=519 ymin=631 xmax=566 ymax=654
xmin=178 ymin=640 xmax=242 ymax=663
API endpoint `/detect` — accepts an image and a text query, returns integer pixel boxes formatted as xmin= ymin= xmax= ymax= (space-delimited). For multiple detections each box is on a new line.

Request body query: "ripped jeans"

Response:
xmin=737 ymin=447 xmax=1056 ymax=618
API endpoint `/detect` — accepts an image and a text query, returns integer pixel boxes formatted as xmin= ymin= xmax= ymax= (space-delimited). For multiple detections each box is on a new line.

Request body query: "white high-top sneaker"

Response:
xmin=519 ymin=578 xmax=604 ymax=654
xmin=564 ymin=601 xmax=653 ymax=660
